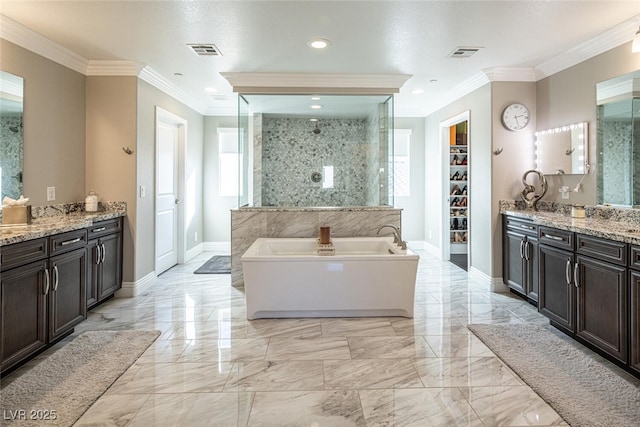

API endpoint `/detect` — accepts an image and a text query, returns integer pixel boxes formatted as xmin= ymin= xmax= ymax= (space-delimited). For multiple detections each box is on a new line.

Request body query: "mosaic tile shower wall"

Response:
xmin=0 ymin=114 xmax=23 ymax=199
xmin=600 ymin=121 xmax=633 ymax=205
xmin=261 ymin=117 xmax=380 ymax=206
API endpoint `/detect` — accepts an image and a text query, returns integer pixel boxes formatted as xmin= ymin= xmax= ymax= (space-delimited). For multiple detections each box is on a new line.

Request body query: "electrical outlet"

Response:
xmin=559 ymin=186 xmax=570 ymax=200
xmin=194 ymin=232 xmax=198 ymax=242
xmin=47 ymin=186 xmax=56 ymax=201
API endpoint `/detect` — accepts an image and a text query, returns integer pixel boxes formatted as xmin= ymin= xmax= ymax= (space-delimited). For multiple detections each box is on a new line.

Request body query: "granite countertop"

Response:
xmin=0 ymin=210 xmax=126 ymax=246
xmin=233 ymin=206 xmax=401 ymax=212
xmin=503 ymin=209 xmax=640 ymax=245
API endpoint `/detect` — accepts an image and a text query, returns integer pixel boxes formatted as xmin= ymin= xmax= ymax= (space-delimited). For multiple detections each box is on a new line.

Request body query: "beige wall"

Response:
xmin=137 ymin=80 xmax=204 ymax=279
xmin=86 ymin=76 xmax=138 ymax=282
xmin=1 ymin=40 xmax=86 ymax=205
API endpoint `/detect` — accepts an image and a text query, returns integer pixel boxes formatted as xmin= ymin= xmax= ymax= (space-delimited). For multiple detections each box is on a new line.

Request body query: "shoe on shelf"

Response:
xmin=450 ymin=198 xmax=457 ymax=207
xmin=451 ymin=155 xmax=460 ymax=165
xmin=463 ymin=231 xmax=468 ymax=242
xmin=459 ymin=197 xmax=467 ymax=207
xmin=461 ymin=156 xmax=468 ymax=165
xmin=461 ymin=185 xmax=468 ymax=195
xmin=460 ymin=171 xmax=467 ymax=181
xmin=450 ymin=171 xmax=460 ymax=181
xmin=451 ymin=209 xmax=459 ymax=216
xmin=450 ymin=185 xmax=461 ymax=195
xmin=462 ymin=218 xmax=467 ymax=230
xmin=452 ymin=218 xmax=459 ymax=230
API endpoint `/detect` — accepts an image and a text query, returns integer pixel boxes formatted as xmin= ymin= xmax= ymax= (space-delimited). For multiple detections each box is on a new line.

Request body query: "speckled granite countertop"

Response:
xmin=1 ymin=203 xmax=126 ymax=246
xmin=233 ymin=206 xmax=401 ymax=212
xmin=500 ymin=200 xmax=640 ymax=245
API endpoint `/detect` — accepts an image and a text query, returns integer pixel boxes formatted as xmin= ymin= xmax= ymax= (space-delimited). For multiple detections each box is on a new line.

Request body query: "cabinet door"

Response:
xmin=538 ymin=244 xmax=575 ymax=333
xmin=49 ymin=247 xmax=86 ymax=340
xmin=86 ymin=239 xmax=100 ymax=309
xmin=630 ymin=270 xmax=640 ymax=375
xmin=98 ymin=232 xmax=122 ymax=300
xmin=503 ymin=230 xmax=526 ymax=295
xmin=525 ymin=238 xmax=539 ymax=303
xmin=575 ymin=255 xmax=627 ymax=362
xmin=1 ymin=260 xmax=48 ymax=373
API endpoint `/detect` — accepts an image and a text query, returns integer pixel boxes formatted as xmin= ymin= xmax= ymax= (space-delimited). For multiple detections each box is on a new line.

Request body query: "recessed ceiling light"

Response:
xmin=308 ymin=38 xmax=330 ymax=49
xmin=411 ymin=89 xmax=424 ymax=94
xmin=205 ymin=87 xmax=218 ymax=94
xmin=310 ymin=104 xmax=323 ymax=109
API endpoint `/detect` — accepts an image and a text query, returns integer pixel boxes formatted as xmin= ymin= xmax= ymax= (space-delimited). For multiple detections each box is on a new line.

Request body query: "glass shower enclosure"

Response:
xmin=237 ymin=94 xmax=394 ymax=208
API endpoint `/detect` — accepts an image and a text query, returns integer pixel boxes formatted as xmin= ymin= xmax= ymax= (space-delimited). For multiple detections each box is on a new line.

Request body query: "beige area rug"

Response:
xmin=0 ymin=330 xmax=160 ymax=427
xmin=468 ymin=324 xmax=640 ymax=427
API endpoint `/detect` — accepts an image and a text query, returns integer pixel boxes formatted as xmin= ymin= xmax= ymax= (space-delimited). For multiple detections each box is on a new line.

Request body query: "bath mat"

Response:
xmin=0 ymin=330 xmax=160 ymax=427
xmin=194 ymin=255 xmax=231 ymax=274
xmin=468 ymin=323 xmax=640 ymax=427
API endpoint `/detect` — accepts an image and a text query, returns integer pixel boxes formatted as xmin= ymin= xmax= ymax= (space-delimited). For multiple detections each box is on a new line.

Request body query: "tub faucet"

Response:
xmin=377 ymin=224 xmax=407 ymax=250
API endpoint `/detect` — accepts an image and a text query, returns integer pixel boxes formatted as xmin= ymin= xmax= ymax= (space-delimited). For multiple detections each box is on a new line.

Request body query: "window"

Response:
xmin=217 ymin=128 xmax=242 ymax=197
xmin=394 ymin=129 xmax=411 ymax=197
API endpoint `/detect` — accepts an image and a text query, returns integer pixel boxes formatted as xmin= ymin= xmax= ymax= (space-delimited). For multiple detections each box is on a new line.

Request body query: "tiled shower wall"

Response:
xmin=0 ymin=114 xmax=23 ymax=199
xmin=261 ymin=117 xmax=380 ymax=206
xmin=599 ymin=121 xmax=633 ymax=205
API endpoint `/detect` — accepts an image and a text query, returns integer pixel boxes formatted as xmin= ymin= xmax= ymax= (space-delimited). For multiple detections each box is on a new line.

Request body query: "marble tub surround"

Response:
xmin=24 ymin=250 xmax=576 ymax=426
xmin=0 ymin=201 xmax=126 ymax=246
xmin=230 ymin=206 xmax=402 ymax=287
xmin=500 ymin=200 xmax=640 ymax=244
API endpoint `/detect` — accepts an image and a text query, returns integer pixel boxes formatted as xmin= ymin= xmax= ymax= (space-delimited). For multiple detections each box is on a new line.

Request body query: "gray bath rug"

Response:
xmin=0 ymin=330 xmax=160 ymax=426
xmin=194 ymin=255 xmax=231 ymax=274
xmin=468 ymin=323 xmax=640 ymax=427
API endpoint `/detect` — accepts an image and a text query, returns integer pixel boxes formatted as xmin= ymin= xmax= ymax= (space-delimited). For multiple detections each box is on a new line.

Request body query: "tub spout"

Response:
xmin=377 ymin=224 xmax=407 ymax=250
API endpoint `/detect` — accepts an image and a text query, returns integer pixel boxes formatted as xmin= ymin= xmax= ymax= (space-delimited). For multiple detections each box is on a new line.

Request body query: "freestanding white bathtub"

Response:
xmin=241 ymin=237 xmax=419 ymax=319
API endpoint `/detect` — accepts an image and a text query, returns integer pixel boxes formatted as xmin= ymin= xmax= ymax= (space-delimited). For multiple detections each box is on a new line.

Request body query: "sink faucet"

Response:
xmin=377 ymin=224 xmax=407 ymax=250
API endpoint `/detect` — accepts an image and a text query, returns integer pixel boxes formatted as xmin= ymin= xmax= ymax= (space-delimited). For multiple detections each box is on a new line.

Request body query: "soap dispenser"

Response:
xmin=85 ymin=190 xmax=99 ymax=212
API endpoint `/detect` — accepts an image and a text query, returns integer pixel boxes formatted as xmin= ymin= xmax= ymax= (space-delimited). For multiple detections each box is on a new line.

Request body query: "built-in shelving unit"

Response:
xmin=449 ymin=121 xmax=468 ymax=255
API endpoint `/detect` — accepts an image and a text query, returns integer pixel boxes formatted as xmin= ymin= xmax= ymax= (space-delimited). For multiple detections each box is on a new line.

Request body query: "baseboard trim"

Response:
xmin=115 ymin=271 xmax=156 ymax=298
xmin=203 ymin=241 xmax=231 ymax=254
xmin=469 ymin=267 xmax=509 ymax=292
xmin=185 ymin=243 xmax=204 ymax=262
xmin=422 ymin=241 xmax=443 ymax=259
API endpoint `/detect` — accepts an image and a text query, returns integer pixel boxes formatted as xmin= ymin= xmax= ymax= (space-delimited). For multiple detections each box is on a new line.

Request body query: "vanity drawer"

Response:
xmin=0 ymin=238 xmax=48 ymax=272
xmin=539 ymin=226 xmax=574 ymax=251
xmin=629 ymin=245 xmax=640 ymax=270
xmin=88 ymin=218 xmax=122 ymax=238
xmin=576 ymin=234 xmax=627 ymax=266
xmin=50 ymin=229 xmax=88 ymax=256
xmin=504 ymin=216 xmax=538 ymax=237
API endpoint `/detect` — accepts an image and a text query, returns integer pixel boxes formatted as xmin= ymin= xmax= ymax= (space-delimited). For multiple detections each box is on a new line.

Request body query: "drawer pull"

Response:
xmin=60 ymin=237 xmax=82 ymax=246
xmin=565 ymin=259 xmax=572 ymax=286
xmin=543 ymin=233 xmax=564 ymax=242
xmin=44 ymin=268 xmax=50 ymax=295
xmin=92 ymin=227 xmax=106 ymax=233
xmin=520 ymin=224 xmax=535 ymax=230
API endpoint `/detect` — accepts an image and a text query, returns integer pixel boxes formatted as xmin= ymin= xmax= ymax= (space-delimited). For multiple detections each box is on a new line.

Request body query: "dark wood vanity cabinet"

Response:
xmin=502 ymin=216 xmax=539 ymax=303
xmin=627 ymin=246 xmax=640 ymax=375
xmin=1 ymin=218 xmax=123 ymax=375
xmin=87 ymin=218 xmax=123 ymax=309
xmin=538 ymin=231 xmax=575 ymax=332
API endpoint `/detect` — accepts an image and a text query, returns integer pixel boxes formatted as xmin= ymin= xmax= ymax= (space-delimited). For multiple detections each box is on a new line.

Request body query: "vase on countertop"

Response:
xmin=85 ymin=190 xmax=99 ymax=212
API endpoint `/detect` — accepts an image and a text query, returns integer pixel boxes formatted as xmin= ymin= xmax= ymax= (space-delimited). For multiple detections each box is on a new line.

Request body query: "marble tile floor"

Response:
xmin=5 ymin=249 xmax=572 ymax=426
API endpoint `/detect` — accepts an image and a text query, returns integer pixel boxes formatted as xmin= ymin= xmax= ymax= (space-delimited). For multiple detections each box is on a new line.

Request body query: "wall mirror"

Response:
xmin=535 ymin=122 xmax=588 ymax=175
xmin=596 ymin=70 xmax=640 ymax=207
xmin=0 ymin=70 xmax=24 ymax=201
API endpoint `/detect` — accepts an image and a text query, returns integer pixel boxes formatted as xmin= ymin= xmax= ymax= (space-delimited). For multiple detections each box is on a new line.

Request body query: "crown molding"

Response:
xmin=422 ymin=72 xmax=490 ymax=116
xmin=220 ymin=72 xmax=412 ymax=94
xmin=483 ymin=67 xmax=538 ymax=82
xmin=0 ymin=14 xmax=88 ymax=75
xmin=138 ymin=67 xmax=207 ymax=115
xmin=535 ymin=15 xmax=640 ymax=79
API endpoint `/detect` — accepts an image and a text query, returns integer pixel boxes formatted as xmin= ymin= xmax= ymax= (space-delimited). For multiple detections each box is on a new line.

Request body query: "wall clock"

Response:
xmin=502 ymin=103 xmax=530 ymax=131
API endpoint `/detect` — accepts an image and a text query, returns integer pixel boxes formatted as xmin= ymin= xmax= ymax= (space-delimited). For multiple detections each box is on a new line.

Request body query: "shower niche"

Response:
xmin=237 ymin=94 xmax=394 ymax=208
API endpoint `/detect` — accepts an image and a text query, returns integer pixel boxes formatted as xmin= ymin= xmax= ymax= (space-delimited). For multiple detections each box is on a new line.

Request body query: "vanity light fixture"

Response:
xmin=308 ymin=38 xmax=330 ymax=49
xmin=632 ymin=26 xmax=640 ymax=53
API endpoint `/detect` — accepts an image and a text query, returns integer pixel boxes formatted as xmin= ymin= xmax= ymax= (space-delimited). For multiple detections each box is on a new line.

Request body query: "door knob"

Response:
xmin=175 ymin=198 xmax=180 ymax=204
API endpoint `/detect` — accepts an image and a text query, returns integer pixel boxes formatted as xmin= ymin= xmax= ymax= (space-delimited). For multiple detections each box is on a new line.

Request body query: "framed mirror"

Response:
xmin=596 ymin=70 xmax=640 ymax=207
xmin=0 ymin=70 xmax=24 ymax=201
xmin=535 ymin=122 xmax=588 ymax=175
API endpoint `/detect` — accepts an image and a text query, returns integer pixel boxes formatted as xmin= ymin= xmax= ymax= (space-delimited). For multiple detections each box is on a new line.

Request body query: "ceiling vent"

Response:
xmin=448 ymin=46 xmax=482 ymax=58
xmin=188 ymin=44 xmax=222 ymax=56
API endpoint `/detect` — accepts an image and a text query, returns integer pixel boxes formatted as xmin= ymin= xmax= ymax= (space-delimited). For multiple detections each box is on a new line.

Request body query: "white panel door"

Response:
xmin=156 ymin=120 xmax=179 ymax=274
